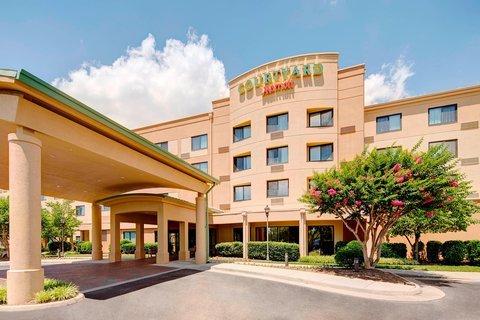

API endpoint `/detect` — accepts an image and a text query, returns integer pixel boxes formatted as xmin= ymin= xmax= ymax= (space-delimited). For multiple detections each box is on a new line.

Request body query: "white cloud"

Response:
xmin=365 ymin=57 xmax=414 ymax=105
xmin=53 ymin=29 xmax=229 ymax=128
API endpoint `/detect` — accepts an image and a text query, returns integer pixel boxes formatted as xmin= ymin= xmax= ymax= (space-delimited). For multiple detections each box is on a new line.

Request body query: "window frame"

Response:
xmin=233 ymin=184 xmax=252 ymax=202
xmin=308 ymin=143 xmax=334 ymax=162
xmin=233 ymin=154 xmax=252 ymax=172
xmin=191 ymin=134 xmax=208 ymax=151
xmin=75 ymin=205 xmax=85 ymax=216
xmin=266 ymin=146 xmax=289 ymax=166
xmin=192 ymin=161 xmax=208 ymax=173
xmin=156 ymin=141 xmax=168 ymax=151
xmin=308 ymin=109 xmax=334 ymax=128
xmin=375 ymin=113 xmax=402 ymax=134
xmin=428 ymin=139 xmax=458 ymax=157
xmin=122 ymin=231 xmax=136 ymax=242
xmin=428 ymin=104 xmax=458 ymax=126
xmin=233 ymin=124 xmax=251 ymax=143
xmin=267 ymin=179 xmax=289 ymax=198
xmin=266 ymin=113 xmax=289 ymax=133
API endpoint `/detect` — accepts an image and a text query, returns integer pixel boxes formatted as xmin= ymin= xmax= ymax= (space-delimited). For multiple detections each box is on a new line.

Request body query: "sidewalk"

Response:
xmin=387 ymin=269 xmax=480 ymax=283
xmin=209 ymin=263 xmax=445 ymax=302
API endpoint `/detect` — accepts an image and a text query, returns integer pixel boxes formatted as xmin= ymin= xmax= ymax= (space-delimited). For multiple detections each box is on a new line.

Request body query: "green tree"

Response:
xmin=390 ymin=199 xmax=476 ymax=261
xmin=0 ymin=197 xmax=9 ymax=258
xmin=300 ymin=142 xmax=478 ymax=268
xmin=44 ymin=200 xmax=81 ymax=256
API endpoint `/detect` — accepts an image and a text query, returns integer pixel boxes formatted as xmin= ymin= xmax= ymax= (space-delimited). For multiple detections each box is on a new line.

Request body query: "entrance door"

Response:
xmin=308 ymin=226 xmax=334 ymax=255
xmin=168 ymin=231 xmax=179 ymax=261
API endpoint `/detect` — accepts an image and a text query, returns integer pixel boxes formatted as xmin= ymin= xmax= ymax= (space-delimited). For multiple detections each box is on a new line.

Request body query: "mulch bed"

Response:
xmin=310 ymin=267 xmax=410 ymax=285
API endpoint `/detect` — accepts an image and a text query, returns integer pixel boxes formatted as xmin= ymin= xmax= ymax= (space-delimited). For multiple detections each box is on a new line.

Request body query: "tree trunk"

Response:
xmin=413 ymin=232 xmax=421 ymax=261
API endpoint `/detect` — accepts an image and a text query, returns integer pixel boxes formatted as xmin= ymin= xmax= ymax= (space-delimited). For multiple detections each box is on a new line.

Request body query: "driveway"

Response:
xmin=2 ymin=268 xmax=480 ymax=320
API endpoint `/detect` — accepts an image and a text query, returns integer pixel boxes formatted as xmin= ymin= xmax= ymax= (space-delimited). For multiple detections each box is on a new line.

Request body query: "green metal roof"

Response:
xmin=0 ymin=68 xmax=219 ymax=185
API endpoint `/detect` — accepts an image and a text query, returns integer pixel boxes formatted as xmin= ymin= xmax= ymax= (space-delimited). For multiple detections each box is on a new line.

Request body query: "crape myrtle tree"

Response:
xmin=389 ymin=198 xmax=476 ymax=261
xmin=0 ymin=197 xmax=9 ymax=258
xmin=44 ymin=200 xmax=81 ymax=256
xmin=300 ymin=142 xmax=478 ymax=269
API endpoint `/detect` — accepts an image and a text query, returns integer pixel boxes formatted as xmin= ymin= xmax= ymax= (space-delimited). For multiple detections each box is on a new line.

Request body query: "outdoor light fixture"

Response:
xmin=264 ymin=205 xmax=270 ymax=261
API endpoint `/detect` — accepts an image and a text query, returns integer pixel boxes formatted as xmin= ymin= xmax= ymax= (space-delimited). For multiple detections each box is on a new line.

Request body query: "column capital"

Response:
xmin=8 ymin=127 xmax=41 ymax=147
xmin=196 ymin=192 xmax=206 ymax=199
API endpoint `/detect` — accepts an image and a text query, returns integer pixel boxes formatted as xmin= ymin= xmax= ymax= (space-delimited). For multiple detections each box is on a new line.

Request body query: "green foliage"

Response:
xmin=380 ymin=243 xmax=396 ymax=258
xmin=0 ymin=286 xmax=6 ymax=304
xmin=466 ymin=240 xmax=480 ymax=264
xmin=120 ymin=239 xmax=132 ymax=246
xmin=144 ymin=242 xmax=158 ymax=254
xmin=300 ymin=141 xmax=478 ymax=268
xmin=377 ymin=257 xmax=419 ymax=266
xmin=334 ymin=241 xmax=348 ymax=253
xmin=76 ymin=241 xmax=92 ymax=254
xmin=248 ymin=242 xmax=300 ymax=261
xmin=121 ymin=242 xmax=136 ymax=254
xmin=427 ymin=241 xmax=442 ymax=263
xmin=0 ymin=197 xmax=9 ymax=257
xmin=442 ymin=240 xmax=466 ymax=265
xmin=47 ymin=240 xmax=72 ymax=253
xmin=43 ymin=200 xmax=81 ymax=255
xmin=388 ymin=243 xmax=407 ymax=258
xmin=35 ymin=281 xmax=78 ymax=303
xmin=334 ymin=241 xmax=364 ymax=268
xmin=298 ymin=254 xmax=335 ymax=265
xmin=215 ymin=242 xmax=243 ymax=257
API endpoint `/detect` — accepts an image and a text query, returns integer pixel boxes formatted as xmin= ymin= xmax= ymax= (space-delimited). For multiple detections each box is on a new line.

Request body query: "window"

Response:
xmin=156 ymin=141 xmax=168 ymax=151
xmin=308 ymin=226 xmax=335 ymax=255
xmin=429 ymin=139 xmax=458 ymax=157
xmin=308 ymin=144 xmax=333 ymax=162
xmin=192 ymin=162 xmax=208 ymax=173
xmin=309 ymin=109 xmax=333 ymax=127
xmin=266 ymin=113 xmax=288 ymax=133
xmin=377 ymin=146 xmax=401 ymax=154
xmin=267 ymin=179 xmax=289 ymax=197
xmin=233 ymin=155 xmax=251 ymax=172
xmin=234 ymin=185 xmax=251 ymax=201
xmin=376 ymin=113 xmax=402 ymax=133
xmin=75 ymin=205 xmax=85 ymax=216
xmin=123 ymin=231 xmax=136 ymax=242
xmin=428 ymin=104 xmax=457 ymax=125
xmin=101 ymin=205 xmax=109 ymax=212
xmin=233 ymin=228 xmax=243 ymax=242
xmin=255 ymin=226 xmax=299 ymax=243
xmin=267 ymin=146 xmax=288 ymax=165
xmin=75 ymin=235 xmax=81 ymax=242
xmin=191 ymin=134 xmax=208 ymax=151
xmin=233 ymin=125 xmax=251 ymax=142
xmin=41 ymin=195 xmax=46 ymax=201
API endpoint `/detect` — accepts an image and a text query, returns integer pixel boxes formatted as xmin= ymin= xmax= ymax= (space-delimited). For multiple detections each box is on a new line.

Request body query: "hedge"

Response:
xmin=248 ymin=242 xmax=300 ymax=261
xmin=334 ymin=240 xmax=364 ymax=268
xmin=215 ymin=242 xmax=243 ymax=257
xmin=381 ymin=243 xmax=407 ymax=258
xmin=442 ymin=240 xmax=466 ymax=265
xmin=466 ymin=240 xmax=480 ymax=264
xmin=121 ymin=242 xmax=136 ymax=254
xmin=47 ymin=241 xmax=72 ymax=253
xmin=334 ymin=241 xmax=348 ymax=253
xmin=76 ymin=241 xmax=92 ymax=254
xmin=144 ymin=243 xmax=158 ymax=255
xmin=120 ymin=239 xmax=132 ymax=246
xmin=427 ymin=241 xmax=442 ymax=263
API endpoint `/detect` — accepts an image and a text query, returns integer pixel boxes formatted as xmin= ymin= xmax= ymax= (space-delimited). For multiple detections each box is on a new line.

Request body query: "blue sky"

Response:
xmin=1 ymin=1 xmax=479 ymax=127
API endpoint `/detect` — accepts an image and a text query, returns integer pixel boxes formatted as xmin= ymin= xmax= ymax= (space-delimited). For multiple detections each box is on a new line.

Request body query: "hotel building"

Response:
xmin=67 ymin=52 xmax=480 ymax=258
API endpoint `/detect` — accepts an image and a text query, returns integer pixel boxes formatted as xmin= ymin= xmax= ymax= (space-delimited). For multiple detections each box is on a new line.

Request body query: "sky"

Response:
xmin=1 ymin=1 xmax=479 ymax=128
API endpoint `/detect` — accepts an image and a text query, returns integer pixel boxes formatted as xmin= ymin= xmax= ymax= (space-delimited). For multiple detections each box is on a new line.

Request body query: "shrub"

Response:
xmin=334 ymin=241 xmax=348 ymax=253
xmin=380 ymin=243 xmax=396 ymax=258
xmin=248 ymin=242 xmax=300 ymax=261
xmin=377 ymin=257 xmax=419 ymax=266
xmin=335 ymin=240 xmax=364 ymax=268
xmin=76 ymin=241 xmax=92 ymax=254
xmin=466 ymin=240 xmax=480 ymax=264
xmin=120 ymin=239 xmax=132 ymax=246
xmin=442 ymin=240 xmax=466 ymax=265
xmin=47 ymin=241 xmax=72 ymax=253
xmin=299 ymin=254 xmax=335 ymax=265
xmin=120 ymin=242 xmax=136 ymax=254
xmin=144 ymin=242 xmax=158 ymax=255
xmin=427 ymin=241 xmax=442 ymax=263
xmin=215 ymin=242 xmax=243 ymax=257
xmin=0 ymin=287 xmax=6 ymax=304
xmin=35 ymin=283 xmax=78 ymax=303
xmin=381 ymin=243 xmax=408 ymax=258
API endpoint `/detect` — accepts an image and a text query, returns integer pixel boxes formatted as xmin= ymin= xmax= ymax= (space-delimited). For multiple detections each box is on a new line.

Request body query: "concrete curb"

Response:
xmin=210 ymin=264 xmax=445 ymax=302
xmin=0 ymin=293 xmax=84 ymax=312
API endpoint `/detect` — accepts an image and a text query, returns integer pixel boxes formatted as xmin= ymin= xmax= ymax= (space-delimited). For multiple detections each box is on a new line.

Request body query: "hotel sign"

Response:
xmin=238 ymin=63 xmax=323 ymax=96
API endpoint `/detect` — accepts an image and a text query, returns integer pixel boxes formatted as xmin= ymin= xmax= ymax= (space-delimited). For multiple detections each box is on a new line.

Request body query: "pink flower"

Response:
xmin=327 ymin=188 xmax=337 ymax=196
xmin=342 ymin=198 xmax=349 ymax=206
xmin=309 ymin=188 xmax=317 ymax=196
xmin=391 ymin=200 xmax=404 ymax=207
xmin=395 ymin=176 xmax=405 ymax=184
xmin=425 ymin=211 xmax=435 ymax=218
xmin=355 ymin=200 xmax=362 ymax=206
xmin=446 ymin=196 xmax=453 ymax=203
xmin=423 ymin=195 xmax=434 ymax=205
xmin=415 ymin=157 xmax=423 ymax=164
xmin=314 ymin=190 xmax=321 ymax=197
xmin=393 ymin=163 xmax=402 ymax=173
xmin=450 ymin=180 xmax=459 ymax=188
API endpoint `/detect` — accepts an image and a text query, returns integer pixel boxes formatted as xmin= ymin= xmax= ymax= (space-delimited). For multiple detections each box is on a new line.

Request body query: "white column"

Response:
xmin=7 ymin=127 xmax=44 ymax=305
xmin=242 ymin=212 xmax=249 ymax=260
xmin=109 ymin=212 xmax=121 ymax=262
xmin=91 ymin=204 xmax=103 ymax=260
xmin=156 ymin=203 xmax=169 ymax=264
xmin=135 ymin=223 xmax=145 ymax=260
xmin=299 ymin=208 xmax=308 ymax=257
xmin=195 ymin=193 xmax=207 ymax=264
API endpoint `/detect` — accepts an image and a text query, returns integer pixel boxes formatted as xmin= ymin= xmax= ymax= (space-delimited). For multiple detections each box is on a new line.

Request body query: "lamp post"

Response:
xmin=60 ymin=215 xmax=66 ymax=257
xmin=264 ymin=205 xmax=270 ymax=261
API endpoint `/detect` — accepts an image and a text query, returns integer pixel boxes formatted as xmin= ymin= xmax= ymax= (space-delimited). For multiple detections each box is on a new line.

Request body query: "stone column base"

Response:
xmin=179 ymin=250 xmax=189 ymax=261
xmin=156 ymin=252 xmax=169 ymax=264
xmin=7 ymin=268 xmax=44 ymax=305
